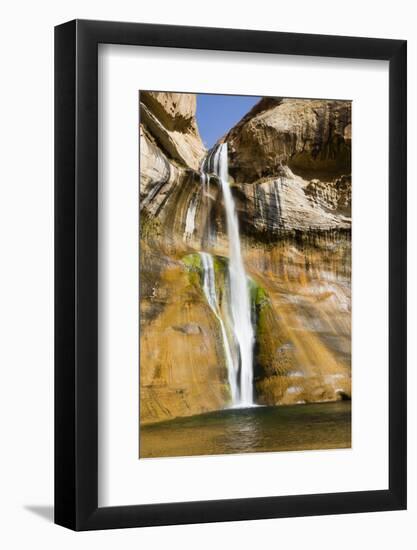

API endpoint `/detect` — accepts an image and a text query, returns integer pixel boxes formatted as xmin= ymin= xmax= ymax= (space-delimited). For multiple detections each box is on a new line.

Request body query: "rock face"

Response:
xmin=236 ymin=167 xmax=351 ymax=237
xmin=140 ymin=253 xmax=230 ymax=424
xmin=225 ymin=97 xmax=351 ymax=183
xmin=139 ymin=92 xmax=351 ymax=425
xmin=140 ymin=91 xmax=206 ymax=171
xmin=247 ymin=239 xmax=351 ymax=407
xmin=224 ymin=97 xmax=351 ymax=238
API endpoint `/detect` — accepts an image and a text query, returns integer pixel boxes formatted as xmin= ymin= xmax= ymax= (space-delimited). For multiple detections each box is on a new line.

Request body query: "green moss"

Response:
xmin=182 ymin=253 xmax=202 ymax=271
xmin=183 ymin=254 xmax=269 ymax=331
xmin=253 ymin=287 xmax=275 ymax=347
xmin=182 ymin=253 xmax=230 ymax=289
xmin=213 ymin=255 xmax=228 ymax=275
xmin=248 ymin=277 xmax=269 ymax=308
xmin=182 ymin=253 xmax=205 ymax=290
xmin=256 ymin=302 xmax=272 ymax=336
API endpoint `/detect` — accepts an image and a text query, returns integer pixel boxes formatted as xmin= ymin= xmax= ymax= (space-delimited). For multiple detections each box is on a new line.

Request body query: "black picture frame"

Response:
xmin=55 ymin=19 xmax=407 ymax=531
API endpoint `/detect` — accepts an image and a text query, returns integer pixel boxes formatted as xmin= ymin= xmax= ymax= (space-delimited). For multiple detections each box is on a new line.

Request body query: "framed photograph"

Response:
xmin=55 ymin=19 xmax=407 ymax=530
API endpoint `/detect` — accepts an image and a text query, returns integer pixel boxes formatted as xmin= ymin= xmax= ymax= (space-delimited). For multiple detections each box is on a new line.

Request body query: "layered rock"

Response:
xmin=139 ymin=93 xmax=351 ymax=424
xmin=234 ymin=167 xmax=351 ymax=238
xmin=225 ymin=97 xmax=351 ymax=183
xmin=140 ymin=91 xmax=221 ymax=423
xmin=139 ymin=92 xmax=207 ymax=245
xmin=140 ymin=251 xmax=231 ymax=425
xmin=140 ymin=91 xmax=205 ymax=172
xmin=247 ymin=239 xmax=351 ymax=406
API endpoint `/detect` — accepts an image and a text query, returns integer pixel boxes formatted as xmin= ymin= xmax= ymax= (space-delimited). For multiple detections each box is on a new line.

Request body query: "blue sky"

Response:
xmin=196 ymin=94 xmax=261 ymax=149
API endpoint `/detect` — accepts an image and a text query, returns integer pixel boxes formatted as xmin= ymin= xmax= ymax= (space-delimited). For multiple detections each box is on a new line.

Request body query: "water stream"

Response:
xmin=200 ymin=143 xmax=255 ymax=407
xmin=199 ymin=252 xmax=238 ymax=403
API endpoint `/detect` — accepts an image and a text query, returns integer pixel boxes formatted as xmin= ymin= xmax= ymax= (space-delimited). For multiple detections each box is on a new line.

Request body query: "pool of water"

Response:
xmin=140 ymin=401 xmax=351 ymax=458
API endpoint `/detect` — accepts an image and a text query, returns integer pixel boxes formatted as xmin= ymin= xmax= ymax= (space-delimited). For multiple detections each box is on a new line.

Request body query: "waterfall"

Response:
xmin=184 ymin=197 xmax=197 ymax=241
xmin=201 ymin=143 xmax=255 ymax=406
xmin=199 ymin=252 xmax=239 ymax=403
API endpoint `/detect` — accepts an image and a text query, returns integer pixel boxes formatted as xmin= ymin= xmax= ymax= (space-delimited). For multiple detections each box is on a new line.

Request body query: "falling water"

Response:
xmin=201 ymin=143 xmax=255 ymax=406
xmin=199 ymin=252 xmax=239 ymax=403
xmin=183 ymin=197 xmax=197 ymax=241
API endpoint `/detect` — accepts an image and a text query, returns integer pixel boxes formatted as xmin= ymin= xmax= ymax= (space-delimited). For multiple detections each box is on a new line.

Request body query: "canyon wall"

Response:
xmin=139 ymin=92 xmax=351 ymax=425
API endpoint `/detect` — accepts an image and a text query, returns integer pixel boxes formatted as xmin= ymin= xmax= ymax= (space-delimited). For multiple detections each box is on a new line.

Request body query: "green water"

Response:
xmin=140 ymin=401 xmax=351 ymax=458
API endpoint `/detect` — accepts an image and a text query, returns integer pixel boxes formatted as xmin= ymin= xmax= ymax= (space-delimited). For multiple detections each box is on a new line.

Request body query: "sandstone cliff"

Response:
xmin=140 ymin=91 xmax=205 ymax=172
xmin=225 ymin=97 xmax=351 ymax=183
xmin=140 ymin=92 xmax=351 ymax=425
